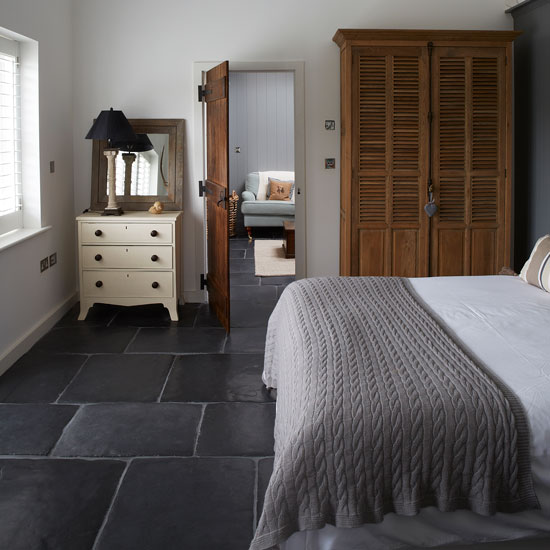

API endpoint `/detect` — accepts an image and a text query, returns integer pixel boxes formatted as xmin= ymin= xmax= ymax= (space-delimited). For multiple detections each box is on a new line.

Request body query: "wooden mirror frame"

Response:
xmin=90 ymin=118 xmax=184 ymax=211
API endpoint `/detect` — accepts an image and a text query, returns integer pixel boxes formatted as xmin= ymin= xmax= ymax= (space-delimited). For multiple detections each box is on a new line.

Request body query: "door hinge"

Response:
xmin=197 ymin=85 xmax=212 ymax=102
xmin=200 ymin=274 xmax=208 ymax=290
xmin=199 ymin=180 xmax=213 ymax=197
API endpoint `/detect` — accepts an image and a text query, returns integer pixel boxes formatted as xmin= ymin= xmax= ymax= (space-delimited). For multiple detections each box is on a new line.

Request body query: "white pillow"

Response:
xmin=520 ymin=235 xmax=550 ymax=292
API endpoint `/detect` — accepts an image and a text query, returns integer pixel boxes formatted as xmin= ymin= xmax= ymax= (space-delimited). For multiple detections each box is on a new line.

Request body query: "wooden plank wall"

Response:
xmin=228 ymin=71 xmax=295 ymax=235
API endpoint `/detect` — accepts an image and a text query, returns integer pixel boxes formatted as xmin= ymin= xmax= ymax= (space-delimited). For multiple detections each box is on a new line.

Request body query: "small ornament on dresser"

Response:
xmin=148 ymin=201 xmax=164 ymax=214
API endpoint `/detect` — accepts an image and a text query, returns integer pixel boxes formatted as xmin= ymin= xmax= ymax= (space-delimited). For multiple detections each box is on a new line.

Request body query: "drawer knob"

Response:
xmin=95 ymin=229 xmax=102 ymax=236
xmin=150 ymin=230 xmax=158 ymax=237
xmin=95 ymin=280 xmax=103 ymax=288
xmin=151 ymin=254 xmax=159 ymax=262
xmin=94 ymin=254 xmax=102 ymax=261
xmin=152 ymin=281 xmax=159 ymax=289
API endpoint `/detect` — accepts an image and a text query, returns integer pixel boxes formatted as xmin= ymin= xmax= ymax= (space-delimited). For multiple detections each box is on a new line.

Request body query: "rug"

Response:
xmin=254 ymin=240 xmax=296 ymax=277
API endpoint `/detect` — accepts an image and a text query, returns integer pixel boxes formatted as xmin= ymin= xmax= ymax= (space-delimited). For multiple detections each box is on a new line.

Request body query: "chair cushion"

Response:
xmin=241 ymin=200 xmax=295 ymax=216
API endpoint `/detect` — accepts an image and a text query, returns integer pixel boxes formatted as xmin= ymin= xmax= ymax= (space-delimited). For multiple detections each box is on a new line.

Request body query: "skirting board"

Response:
xmin=0 ymin=292 xmax=78 ymax=376
xmin=183 ymin=289 xmax=207 ymax=304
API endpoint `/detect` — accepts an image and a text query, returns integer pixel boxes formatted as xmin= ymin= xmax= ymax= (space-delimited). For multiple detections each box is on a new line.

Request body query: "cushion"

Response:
xmin=520 ymin=235 xmax=550 ymax=291
xmin=268 ymin=179 xmax=292 ymax=201
xmin=241 ymin=199 xmax=295 ymax=216
xmin=257 ymin=171 xmax=294 ymax=200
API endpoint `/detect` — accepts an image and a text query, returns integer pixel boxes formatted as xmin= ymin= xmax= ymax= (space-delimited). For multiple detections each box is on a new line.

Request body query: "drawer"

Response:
xmin=81 ymin=223 xmax=173 ymax=244
xmin=82 ymin=271 xmax=173 ymax=298
xmin=82 ymin=246 xmax=173 ymax=269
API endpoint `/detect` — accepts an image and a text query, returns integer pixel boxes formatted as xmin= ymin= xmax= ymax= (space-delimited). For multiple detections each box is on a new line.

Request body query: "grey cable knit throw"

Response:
xmin=251 ymin=277 xmax=539 ymax=550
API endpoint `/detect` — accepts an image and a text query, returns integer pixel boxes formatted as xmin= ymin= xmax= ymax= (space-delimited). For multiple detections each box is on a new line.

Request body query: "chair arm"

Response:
xmin=242 ymin=191 xmax=256 ymax=202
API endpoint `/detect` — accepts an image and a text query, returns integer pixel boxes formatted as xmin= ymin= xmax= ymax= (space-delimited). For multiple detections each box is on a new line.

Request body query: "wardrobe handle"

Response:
xmin=95 ymin=229 xmax=102 ymax=236
xmin=94 ymin=254 xmax=102 ymax=261
xmin=95 ymin=280 xmax=103 ymax=288
xmin=151 ymin=255 xmax=158 ymax=262
xmin=150 ymin=230 xmax=158 ymax=237
xmin=152 ymin=281 xmax=159 ymax=289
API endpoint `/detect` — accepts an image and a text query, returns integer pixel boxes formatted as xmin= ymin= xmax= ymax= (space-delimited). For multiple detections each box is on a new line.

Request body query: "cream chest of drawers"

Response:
xmin=77 ymin=211 xmax=182 ymax=321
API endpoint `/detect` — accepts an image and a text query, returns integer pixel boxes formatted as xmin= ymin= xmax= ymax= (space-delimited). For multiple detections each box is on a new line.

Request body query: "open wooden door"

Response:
xmin=203 ymin=61 xmax=230 ymax=331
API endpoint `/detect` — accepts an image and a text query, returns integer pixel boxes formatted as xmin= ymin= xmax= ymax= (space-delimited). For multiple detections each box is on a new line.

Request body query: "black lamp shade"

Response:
xmin=85 ymin=107 xmax=137 ymax=146
xmin=111 ymin=133 xmax=154 ymax=153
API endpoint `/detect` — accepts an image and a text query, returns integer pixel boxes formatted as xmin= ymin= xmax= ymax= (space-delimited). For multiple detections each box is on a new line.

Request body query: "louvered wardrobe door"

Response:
xmin=431 ymin=47 xmax=508 ymax=276
xmin=351 ymin=47 xmax=429 ymax=276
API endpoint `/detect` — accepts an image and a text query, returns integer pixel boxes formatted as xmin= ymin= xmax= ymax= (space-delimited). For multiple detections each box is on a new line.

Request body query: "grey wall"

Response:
xmin=229 ymin=71 xmax=294 ymax=235
xmin=510 ymin=0 xmax=550 ymax=270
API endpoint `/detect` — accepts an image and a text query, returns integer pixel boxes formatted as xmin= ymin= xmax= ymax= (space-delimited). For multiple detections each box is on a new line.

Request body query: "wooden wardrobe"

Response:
xmin=333 ymin=30 xmax=519 ymax=277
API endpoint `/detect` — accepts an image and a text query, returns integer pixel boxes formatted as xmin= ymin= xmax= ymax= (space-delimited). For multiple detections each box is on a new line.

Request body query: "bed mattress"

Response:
xmin=280 ymin=275 xmax=550 ymax=550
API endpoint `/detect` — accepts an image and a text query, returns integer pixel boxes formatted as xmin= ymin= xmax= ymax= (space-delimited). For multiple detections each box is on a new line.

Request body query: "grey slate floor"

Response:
xmin=0 ymin=237 xmax=294 ymax=550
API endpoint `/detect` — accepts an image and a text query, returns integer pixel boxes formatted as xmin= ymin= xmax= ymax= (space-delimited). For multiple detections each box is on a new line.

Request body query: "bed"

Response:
xmin=251 ymin=275 xmax=550 ymax=550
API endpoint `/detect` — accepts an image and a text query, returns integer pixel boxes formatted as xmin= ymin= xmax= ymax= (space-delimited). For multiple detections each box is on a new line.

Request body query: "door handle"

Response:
xmin=217 ymin=194 xmax=227 ymax=209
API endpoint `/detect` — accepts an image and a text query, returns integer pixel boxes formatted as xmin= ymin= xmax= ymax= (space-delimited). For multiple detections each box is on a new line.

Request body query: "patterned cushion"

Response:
xmin=520 ymin=235 xmax=550 ymax=291
xmin=268 ymin=179 xmax=292 ymax=201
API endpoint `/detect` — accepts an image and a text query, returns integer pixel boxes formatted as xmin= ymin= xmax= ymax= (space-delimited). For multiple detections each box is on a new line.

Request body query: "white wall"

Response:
xmin=0 ymin=0 xmax=76 ymax=370
xmin=71 ymin=0 xmax=513 ymax=290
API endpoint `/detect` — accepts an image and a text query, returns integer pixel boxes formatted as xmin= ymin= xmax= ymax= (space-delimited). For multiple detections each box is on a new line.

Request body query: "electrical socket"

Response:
xmin=49 ymin=252 xmax=57 ymax=267
xmin=40 ymin=257 xmax=49 ymax=272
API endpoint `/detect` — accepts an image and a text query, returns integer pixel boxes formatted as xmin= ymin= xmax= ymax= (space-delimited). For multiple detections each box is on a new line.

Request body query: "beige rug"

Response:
xmin=254 ymin=239 xmax=296 ymax=277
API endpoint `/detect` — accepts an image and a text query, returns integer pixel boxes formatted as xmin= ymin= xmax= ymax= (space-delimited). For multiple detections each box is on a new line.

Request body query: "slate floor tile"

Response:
xmin=194 ymin=304 xmax=224 ymax=328
xmin=231 ymin=284 xmax=277 ymax=302
xmin=110 ymin=302 xmax=199 ymax=327
xmin=55 ymin=302 xmax=120 ymax=327
xmin=127 ymin=327 xmax=226 ymax=353
xmin=230 ymin=238 xmax=253 ymax=250
xmin=257 ymin=457 xmax=274 ymax=521
xmin=95 ymin=458 xmax=254 ymax=550
xmin=260 ymin=275 xmax=296 ymax=286
xmin=0 ymin=458 xmax=125 ymax=550
xmin=231 ymin=300 xmax=276 ymax=328
xmin=59 ymin=354 xmax=173 ymax=403
xmin=230 ymin=258 xmax=255 ymax=273
xmin=0 ymin=404 xmax=77 ymax=455
xmin=52 ymin=403 xmax=202 ymax=457
xmin=244 ymin=247 xmax=255 ymax=259
xmin=230 ymin=249 xmax=245 ymax=259
xmin=0 ymin=352 xmax=86 ymax=403
xmin=230 ymin=272 xmax=260 ymax=286
xmin=224 ymin=328 xmax=267 ymax=353
xmin=196 ymin=402 xmax=275 ymax=456
xmin=161 ymin=353 xmax=273 ymax=403
xmin=35 ymin=326 xmax=137 ymax=354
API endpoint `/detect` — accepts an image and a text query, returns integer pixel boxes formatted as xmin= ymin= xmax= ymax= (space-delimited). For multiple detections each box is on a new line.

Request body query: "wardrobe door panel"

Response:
xmin=392 ymin=230 xmax=418 ymax=277
xmin=471 ymin=229 xmax=497 ymax=275
xmin=352 ymin=47 xmax=429 ymax=276
xmin=359 ymin=229 xmax=386 ymax=276
xmin=436 ymin=229 xmax=466 ymax=276
xmin=431 ymin=47 xmax=507 ymax=276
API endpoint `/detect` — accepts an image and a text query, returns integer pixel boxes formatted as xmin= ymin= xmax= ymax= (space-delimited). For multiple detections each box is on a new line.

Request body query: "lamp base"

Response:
xmin=102 ymin=207 xmax=124 ymax=216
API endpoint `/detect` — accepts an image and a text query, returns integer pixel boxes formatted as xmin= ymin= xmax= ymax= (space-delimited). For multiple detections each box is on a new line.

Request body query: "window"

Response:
xmin=0 ymin=35 xmax=21 ymax=235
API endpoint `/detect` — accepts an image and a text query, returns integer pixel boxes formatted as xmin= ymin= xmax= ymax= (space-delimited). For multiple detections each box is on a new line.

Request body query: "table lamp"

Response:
xmin=85 ymin=108 xmax=137 ymax=215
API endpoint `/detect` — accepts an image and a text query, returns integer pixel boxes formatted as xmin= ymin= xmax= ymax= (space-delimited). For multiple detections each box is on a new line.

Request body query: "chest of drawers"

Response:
xmin=76 ymin=211 xmax=182 ymax=321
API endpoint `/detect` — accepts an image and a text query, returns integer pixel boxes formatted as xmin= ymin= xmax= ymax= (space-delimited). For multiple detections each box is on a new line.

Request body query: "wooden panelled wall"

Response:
xmin=334 ymin=30 xmax=519 ymax=277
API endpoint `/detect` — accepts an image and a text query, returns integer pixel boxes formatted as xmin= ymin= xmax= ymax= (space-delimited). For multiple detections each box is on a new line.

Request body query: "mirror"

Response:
xmin=91 ymin=119 xmax=183 ymax=211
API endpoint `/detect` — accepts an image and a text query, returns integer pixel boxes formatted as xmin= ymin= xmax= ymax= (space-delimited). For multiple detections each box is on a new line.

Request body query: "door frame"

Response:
xmin=192 ymin=60 xmax=306 ymax=300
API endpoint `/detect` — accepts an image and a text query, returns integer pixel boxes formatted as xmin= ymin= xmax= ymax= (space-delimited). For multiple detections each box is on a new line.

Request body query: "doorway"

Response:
xmin=193 ymin=61 xmax=305 ymax=330
xmin=229 ymin=70 xmax=296 ymax=327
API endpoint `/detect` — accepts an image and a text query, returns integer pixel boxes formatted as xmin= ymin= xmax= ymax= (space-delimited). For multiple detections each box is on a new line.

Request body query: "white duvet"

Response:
xmin=282 ymin=276 xmax=550 ymax=550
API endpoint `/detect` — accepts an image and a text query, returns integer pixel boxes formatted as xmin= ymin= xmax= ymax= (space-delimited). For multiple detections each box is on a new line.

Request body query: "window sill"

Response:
xmin=0 ymin=226 xmax=52 ymax=253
